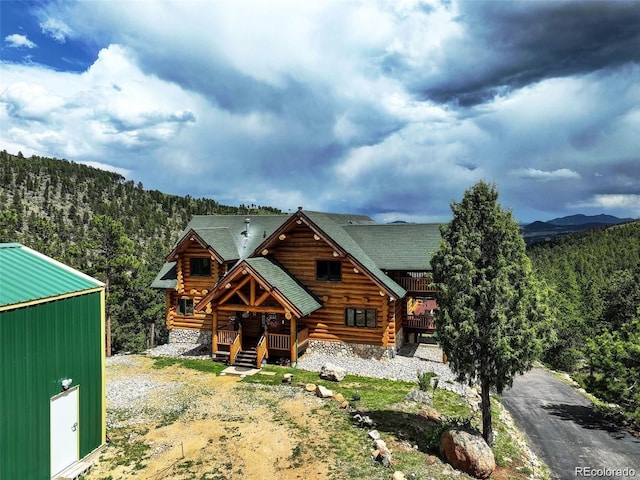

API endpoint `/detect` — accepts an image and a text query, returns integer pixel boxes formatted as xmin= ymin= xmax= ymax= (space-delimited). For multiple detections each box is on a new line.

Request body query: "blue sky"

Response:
xmin=1 ymin=0 xmax=639 ymax=223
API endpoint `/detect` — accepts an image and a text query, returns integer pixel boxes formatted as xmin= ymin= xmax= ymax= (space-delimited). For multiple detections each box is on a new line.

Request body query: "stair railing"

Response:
xmin=229 ymin=327 xmax=243 ymax=365
xmin=255 ymin=333 xmax=268 ymax=368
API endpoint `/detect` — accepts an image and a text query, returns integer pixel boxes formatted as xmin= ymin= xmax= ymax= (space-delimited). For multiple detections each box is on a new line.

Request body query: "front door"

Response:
xmin=51 ymin=386 xmax=79 ymax=477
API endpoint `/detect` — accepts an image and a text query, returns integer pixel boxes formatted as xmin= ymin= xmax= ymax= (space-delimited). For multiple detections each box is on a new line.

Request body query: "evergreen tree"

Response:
xmin=431 ymin=181 xmax=546 ymax=445
xmin=88 ymin=215 xmax=139 ymax=356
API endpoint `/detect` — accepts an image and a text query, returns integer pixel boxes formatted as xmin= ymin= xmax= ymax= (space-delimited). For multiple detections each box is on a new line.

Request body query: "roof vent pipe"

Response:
xmin=243 ymin=218 xmax=250 ymax=236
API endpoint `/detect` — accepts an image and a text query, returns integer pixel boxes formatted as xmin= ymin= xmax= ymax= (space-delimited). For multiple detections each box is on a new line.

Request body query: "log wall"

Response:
xmin=268 ymin=224 xmax=394 ymax=347
xmin=166 ymin=240 xmax=221 ymax=331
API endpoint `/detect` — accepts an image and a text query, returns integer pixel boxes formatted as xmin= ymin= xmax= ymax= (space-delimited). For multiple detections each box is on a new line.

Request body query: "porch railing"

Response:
xmin=405 ymin=314 xmax=435 ymax=331
xmin=297 ymin=327 xmax=309 ymax=349
xmin=266 ymin=327 xmax=310 ymax=355
xmin=229 ymin=327 xmax=243 ymax=365
xmin=218 ymin=329 xmax=238 ymax=346
xmin=268 ymin=333 xmax=290 ymax=351
xmin=256 ymin=334 xmax=268 ymax=368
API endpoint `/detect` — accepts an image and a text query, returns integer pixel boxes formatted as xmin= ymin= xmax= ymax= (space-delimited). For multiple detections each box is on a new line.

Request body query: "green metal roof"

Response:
xmin=0 ymin=243 xmax=103 ymax=309
xmin=244 ymin=257 xmax=322 ymax=317
xmin=343 ymin=223 xmax=442 ymax=270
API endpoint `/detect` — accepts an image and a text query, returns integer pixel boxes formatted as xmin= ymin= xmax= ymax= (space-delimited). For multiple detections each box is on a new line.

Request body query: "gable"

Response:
xmin=167 ymin=229 xmax=224 ymax=263
xmin=196 ymin=257 xmax=321 ymax=318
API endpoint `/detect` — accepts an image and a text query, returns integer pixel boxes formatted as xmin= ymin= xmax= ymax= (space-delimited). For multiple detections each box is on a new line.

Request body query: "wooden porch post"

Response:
xmin=290 ymin=314 xmax=297 ymax=364
xmin=212 ymin=309 xmax=218 ymax=354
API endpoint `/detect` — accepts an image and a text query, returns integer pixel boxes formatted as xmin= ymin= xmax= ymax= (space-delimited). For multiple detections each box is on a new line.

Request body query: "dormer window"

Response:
xmin=316 ymin=260 xmax=341 ymax=281
xmin=190 ymin=257 xmax=211 ymax=276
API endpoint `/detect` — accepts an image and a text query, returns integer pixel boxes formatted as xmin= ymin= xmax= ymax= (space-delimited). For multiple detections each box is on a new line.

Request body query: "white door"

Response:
xmin=51 ymin=386 xmax=79 ymax=478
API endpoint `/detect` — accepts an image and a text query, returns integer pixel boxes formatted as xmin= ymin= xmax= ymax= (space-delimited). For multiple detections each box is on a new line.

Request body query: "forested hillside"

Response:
xmin=0 ymin=150 xmax=281 ymax=352
xmin=528 ymin=221 xmax=640 ymax=419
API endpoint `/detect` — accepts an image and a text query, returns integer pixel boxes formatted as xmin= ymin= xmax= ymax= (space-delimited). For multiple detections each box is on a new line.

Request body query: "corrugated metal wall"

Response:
xmin=0 ymin=291 xmax=103 ymax=480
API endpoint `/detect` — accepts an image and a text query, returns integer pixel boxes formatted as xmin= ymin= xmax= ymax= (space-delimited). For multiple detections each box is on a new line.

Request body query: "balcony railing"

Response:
xmin=393 ymin=276 xmax=437 ymax=292
xmin=405 ymin=314 xmax=435 ymax=332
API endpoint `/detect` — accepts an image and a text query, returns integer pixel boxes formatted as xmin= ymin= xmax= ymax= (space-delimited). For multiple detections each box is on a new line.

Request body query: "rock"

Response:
xmin=392 ymin=472 xmax=406 ymax=480
xmin=352 ymin=413 xmax=375 ymax=428
xmin=315 ymin=385 xmax=333 ymax=398
xmin=282 ymin=373 xmax=293 ymax=383
xmin=439 ymin=428 xmax=495 ymax=479
xmin=340 ymin=401 xmax=350 ymax=409
xmin=319 ymin=363 xmax=347 ymax=382
xmin=368 ymin=429 xmax=381 ymax=440
xmin=405 ymin=389 xmax=433 ymax=405
xmin=332 ymin=392 xmax=345 ymax=402
xmin=305 ymin=383 xmax=316 ymax=392
xmin=418 ymin=407 xmax=442 ymax=424
xmin=373 ymin=438 xmax=392 ymax=467
xmin=425 ymin=454 xmax=437 ymax=465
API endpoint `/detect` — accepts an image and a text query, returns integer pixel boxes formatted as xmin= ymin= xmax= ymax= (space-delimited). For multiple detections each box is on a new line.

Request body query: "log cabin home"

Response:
xmin=151 ymin=208 xmax=441 ymax=367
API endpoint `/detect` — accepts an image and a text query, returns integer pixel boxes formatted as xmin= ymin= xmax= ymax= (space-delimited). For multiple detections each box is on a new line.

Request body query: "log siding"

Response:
xmin=268 ymin=223 xmax=394 ymax=347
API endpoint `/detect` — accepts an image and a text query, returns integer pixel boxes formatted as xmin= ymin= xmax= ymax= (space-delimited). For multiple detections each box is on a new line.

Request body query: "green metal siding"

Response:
xmin=0 ymin=292 xmax=103 ymax=480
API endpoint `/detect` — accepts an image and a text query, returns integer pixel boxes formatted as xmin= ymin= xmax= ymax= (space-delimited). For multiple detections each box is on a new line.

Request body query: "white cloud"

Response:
xmin=0 ymin=82 xmax=64 ymax=120
xmin=577 ymin=194 xmax=640 ymax=212
xmin=0 ymin=44 xmax=202 ymax=167
xmin=5 ymin=34 xmax=36 ymax=49
xmin=80 ymin=161 xmax=131 ymax=178
xmin=40 ymin=17 xmax=72 ymax=43
xmin=510 ymin=168 xmax=581 ymax=181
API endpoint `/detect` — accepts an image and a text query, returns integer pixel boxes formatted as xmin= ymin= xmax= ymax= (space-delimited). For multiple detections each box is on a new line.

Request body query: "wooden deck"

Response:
xmin=393 ymin=275 xmax=437 ymax=293
xmin=404 ymin=314 xmax=435 ymax=333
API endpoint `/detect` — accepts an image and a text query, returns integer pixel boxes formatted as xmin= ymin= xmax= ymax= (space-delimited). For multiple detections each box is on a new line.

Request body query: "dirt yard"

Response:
xmin=85 ymin=356 xmax=335 ymax=480
xmin=84 ymin=354 xmax=547 ymax=480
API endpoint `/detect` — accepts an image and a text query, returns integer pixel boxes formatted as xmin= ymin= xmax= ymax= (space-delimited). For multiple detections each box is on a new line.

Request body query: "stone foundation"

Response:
xmin=169 ymin=328 xmax=212 ymax=345
xmin=307 ymin=339 xmax=396 ymax=360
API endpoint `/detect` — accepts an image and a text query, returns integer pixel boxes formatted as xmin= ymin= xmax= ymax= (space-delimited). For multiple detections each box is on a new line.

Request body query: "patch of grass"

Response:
xmin=417 ymin=371 xmax=439 ymax=392
xmin=101 ymin=428 xmax=150 ymax=472
xmin=156 ymin=400 xmax=190 ymax=427
xmin=244 ymin=365 xmax=415 ymax=410
xmin=151 ymin=357 xmax=227 ymax=375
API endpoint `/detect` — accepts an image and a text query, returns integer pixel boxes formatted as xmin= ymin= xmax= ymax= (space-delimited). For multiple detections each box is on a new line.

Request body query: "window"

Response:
xmin=316 ymin=260 xmax=341 ymax=281
xmin=190 ymin=257 xmax=211 ymax=276
xmin=178 ymin=298 xmax=194 ymax=316
xmin=345 ymin=308 xmax=377 ymax=328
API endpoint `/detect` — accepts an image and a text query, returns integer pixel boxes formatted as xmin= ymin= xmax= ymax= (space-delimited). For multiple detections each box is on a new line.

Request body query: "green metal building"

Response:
xmin=0 ymin=243 xmax=106 ymax=480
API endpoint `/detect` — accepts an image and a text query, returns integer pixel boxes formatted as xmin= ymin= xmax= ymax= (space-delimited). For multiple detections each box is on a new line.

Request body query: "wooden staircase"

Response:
xmin=233 ymin=348 xmax=258 ymax=368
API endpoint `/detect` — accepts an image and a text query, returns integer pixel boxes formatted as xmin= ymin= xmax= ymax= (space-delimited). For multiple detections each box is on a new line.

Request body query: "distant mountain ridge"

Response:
xmin=522 ymin=214 xmax=636 ymax=244
xmin=547 ymin=213 xmax=634 ymax=226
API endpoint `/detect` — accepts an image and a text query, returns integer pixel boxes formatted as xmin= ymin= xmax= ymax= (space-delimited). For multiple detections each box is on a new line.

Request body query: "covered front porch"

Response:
xmin=211 ymin=310 xmax=310 ymax=368
xmin=196 ymin=257 xmax=321 ymax=368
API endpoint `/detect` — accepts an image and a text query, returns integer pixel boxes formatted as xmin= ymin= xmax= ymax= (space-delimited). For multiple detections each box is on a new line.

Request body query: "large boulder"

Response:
xmin=439 ymin=428 xmax=495 ymax=479
xmin=319 ymin=363 xmax=347 ymax=382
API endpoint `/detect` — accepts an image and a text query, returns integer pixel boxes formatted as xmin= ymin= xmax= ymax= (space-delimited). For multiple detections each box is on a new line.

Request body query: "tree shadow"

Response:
xmin=360 ymin=408 xmax=443 ymax=453
xmin=541 ymin=403 xmax=630 ymax=440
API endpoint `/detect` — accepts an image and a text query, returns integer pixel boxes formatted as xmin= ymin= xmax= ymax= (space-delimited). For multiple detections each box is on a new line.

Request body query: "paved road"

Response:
xmin=501 ymin=367 xmax=640 ymax=480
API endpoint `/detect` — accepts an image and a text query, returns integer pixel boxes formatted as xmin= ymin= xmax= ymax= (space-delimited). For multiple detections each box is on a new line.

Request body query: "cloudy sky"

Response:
xmin=1 ymin=0 xmax=639 ymax=223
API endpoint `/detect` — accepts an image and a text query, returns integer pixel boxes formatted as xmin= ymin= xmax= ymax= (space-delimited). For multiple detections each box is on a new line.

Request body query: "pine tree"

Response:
xmin=88 ymin=215 xmax=139 ymax=356
xmin=431 ymin=181 xmax=546 ymax=445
